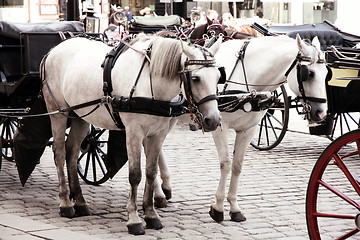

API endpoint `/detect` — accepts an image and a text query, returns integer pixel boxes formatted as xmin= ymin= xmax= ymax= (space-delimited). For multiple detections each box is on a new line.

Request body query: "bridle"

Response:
xmin=179 ymin=47 xmax=218 ymax=129
xmin=284 ymin=51 xmax=327 ymax=120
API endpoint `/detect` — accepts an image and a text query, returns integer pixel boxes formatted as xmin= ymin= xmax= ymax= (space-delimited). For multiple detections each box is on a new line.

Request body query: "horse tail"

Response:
xmin=39 ymin=52 xmax=50 ymax=82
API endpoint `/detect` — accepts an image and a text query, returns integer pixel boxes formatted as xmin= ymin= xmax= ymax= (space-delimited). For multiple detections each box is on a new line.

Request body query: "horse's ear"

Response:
xmin=311 ymin=36 xmax=321 ymax=51
xmin=207 ymin=17 xmax=213 ymax=26
xmin=180 ymin=40 xmax=195 ymax=59
xmin=208 ymin=36 xmax=222 ymax=55
xmin=296 ymin=34 xmax=309 ymax=55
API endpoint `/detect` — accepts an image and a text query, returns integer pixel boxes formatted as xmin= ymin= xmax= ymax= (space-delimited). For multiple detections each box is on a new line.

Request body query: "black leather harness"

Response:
xmin=101 ymin=41 xmax=187 ymax=128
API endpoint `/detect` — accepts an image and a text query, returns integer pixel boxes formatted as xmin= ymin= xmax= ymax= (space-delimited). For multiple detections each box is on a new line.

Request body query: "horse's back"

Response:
xmin=46 ymin=37 xmax=110 ymax=70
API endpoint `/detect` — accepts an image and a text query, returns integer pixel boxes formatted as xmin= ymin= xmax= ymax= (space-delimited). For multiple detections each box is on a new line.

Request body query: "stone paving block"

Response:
xmin=0 ymin=214 xmax=58 ymax=232
xmin=30 ymin=228 xmax=101 ymax=240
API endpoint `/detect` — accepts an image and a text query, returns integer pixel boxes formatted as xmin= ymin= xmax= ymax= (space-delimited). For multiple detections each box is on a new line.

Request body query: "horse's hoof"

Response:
xmin=74 ymin=205 xmax=90 ymax=217
xmin=59 ymin=207 xmax=75 ymax=218
xmin=127 ymin=223 xmax=145 ymax=235
xmin=230 ymin=211 xmax=246 ymax=222
xmin=154 ymin=197 xmax=168 ymax=208
xmin=162 ymin=188 xmax=172 ymax=200
xmin=209 ymin=205 xmax=224 ymax=222
xmin=145 ymin=218 xmax=163 ymax=230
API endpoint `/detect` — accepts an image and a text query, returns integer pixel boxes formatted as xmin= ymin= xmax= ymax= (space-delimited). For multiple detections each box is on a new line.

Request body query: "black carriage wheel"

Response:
xmin=307 ymin=129 xmax=360 ymax=239
xmin=77 ymin=125 xmax=110 ymax=185
xmin=327 ymin=113 xmax=360 ymax=141
xmin=0 ymin=118 xmax=17 ymax=161
xmin=250 ymin=85 xmax=290 ymax=150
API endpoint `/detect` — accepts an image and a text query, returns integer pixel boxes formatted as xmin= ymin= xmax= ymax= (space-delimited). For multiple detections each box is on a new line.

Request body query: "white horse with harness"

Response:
xmin=155 ymin=34 xmax=329 ymax=222
xmin=41 ymin=34 xmax=222 ymax=235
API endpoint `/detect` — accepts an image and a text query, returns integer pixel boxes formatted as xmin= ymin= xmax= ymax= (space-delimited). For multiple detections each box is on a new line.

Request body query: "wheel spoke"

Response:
xmin=92 ymin=149 xmax=97 ymax=182
xmin=318 ymin=179 xmax=360 ymax=211
xmin=266 ymin=114 xmax=279 ymax=140
xmin=337 ymin=228 xmax=359 ymax=240
xmin=333 ymin=153 xmax=360 ymax=198
xmin=84 ymin=151 xmax=91 ymax=179
xmin=314 ymin=212 xmax=355 ymax=219
xmin=264 ymin=114 xmax=269 ymax=146
xmin=256 ymin=117 xmax=265 ymax=146
xmin=94 ymin=147 xmax=107 ymax=175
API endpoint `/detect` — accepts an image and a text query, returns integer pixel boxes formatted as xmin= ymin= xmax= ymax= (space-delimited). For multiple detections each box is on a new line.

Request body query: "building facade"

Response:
xmin=0 ymin=0 xmax=355 ymax=34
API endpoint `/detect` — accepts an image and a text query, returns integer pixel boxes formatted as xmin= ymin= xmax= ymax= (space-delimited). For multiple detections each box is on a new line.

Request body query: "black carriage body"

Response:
xmin=325 ymin=47 xmax=360 ymax=114
xmin=0 ymin=20 xmax=85 ymax=109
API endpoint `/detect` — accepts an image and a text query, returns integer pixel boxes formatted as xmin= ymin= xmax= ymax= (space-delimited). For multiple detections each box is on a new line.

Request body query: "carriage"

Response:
xmin=250 ymin=20 xmax=360 ymax=150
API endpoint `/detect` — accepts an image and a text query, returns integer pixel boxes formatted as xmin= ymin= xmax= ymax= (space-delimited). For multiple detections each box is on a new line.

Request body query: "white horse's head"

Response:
xmin=287 ymin=35 xmax=329 ymax=123
xmin=180 ymin=39 xmax=222 ymax=131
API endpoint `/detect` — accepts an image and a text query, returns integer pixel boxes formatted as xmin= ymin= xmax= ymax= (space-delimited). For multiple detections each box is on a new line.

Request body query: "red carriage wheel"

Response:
xmin=250 ymin=85 xmax=290 ymax=150
xmin=307 ymin=129 xmax=360 ymax=239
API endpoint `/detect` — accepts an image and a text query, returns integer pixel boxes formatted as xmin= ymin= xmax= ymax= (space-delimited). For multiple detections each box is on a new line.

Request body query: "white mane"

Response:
xmin=149 ymin=37 xmax=182 ymax=79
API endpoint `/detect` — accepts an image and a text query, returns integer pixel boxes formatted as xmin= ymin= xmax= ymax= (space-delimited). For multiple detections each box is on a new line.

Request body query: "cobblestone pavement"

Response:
xmin=0 ymin=113 xmax=338 ymax=239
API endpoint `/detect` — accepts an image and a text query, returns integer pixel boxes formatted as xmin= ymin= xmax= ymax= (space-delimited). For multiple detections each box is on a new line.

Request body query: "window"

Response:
xmin=0 ymin=0 xmax=24 ymax=7
xmin=240 ymin=0 xmax=255 ymax=10
xmin=39 ymin=0 xmax=58 ymax=15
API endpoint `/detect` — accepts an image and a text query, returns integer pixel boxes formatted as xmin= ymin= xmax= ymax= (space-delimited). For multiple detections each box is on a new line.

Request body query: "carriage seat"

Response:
xmin=132 ymin=15 xmax=182 ymax=26
xmin=287 ymin=29 xmax=344 ymax=51
xmin=0 ymin=20 xmax=84 ymax=39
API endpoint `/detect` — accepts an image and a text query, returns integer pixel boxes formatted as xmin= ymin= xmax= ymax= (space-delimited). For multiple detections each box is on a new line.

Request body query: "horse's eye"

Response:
xmin=191 ymin=76 xmax=200 ymax=82
xmin=309 ymin=71 xmax=315 ymax=78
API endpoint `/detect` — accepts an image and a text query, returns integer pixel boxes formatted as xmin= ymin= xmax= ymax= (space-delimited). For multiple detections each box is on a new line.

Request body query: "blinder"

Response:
xmin=325 ymin=65 xmax=333 ymax=82
xmin=298 ymin=64 xmax=309 ymax=82
xmin=218 ymin=67 xmax=226 ymax=84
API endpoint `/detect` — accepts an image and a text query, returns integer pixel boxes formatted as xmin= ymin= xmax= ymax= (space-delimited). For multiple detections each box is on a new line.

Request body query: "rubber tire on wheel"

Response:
xmin=250 ymin=85 xmax=289 ymax=150
xmin=77 ymin=125 xmax=110 ymax=185
xmin=306 ymin=129 xmax=360 ymax=239
xmin=0 ymin=118 xmax=17 ymax=161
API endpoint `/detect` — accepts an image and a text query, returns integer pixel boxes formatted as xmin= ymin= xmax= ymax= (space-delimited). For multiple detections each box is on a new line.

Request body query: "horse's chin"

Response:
xmin=308 ymin=110 xmax=327 ymax=125
xmin=202 ymin=120 xmax=221 ymax=132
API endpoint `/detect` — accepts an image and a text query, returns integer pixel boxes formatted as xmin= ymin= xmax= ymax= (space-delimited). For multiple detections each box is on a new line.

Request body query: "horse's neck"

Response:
xmin=190 ymin=24 xmax=207 ymax=39
xmin=220 ymin=38 xmax=298 ymax=93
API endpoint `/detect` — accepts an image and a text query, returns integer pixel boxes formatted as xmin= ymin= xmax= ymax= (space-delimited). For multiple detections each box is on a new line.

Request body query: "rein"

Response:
xmin=222 ymin=40 xmax=250 ymax=94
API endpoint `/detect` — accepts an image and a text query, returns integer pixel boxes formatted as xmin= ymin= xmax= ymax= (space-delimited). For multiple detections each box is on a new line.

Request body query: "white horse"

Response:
xmin=41 ymin=34 xmax=222 ymax=235
xmin=154 ymin=35 xmax=329 ymax=222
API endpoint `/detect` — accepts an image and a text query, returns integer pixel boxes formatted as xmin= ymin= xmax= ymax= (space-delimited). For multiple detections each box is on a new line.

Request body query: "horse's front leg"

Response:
xmin=227 ymin=126 xmax=257 ymax=222
xmin=65 ymin=118 xmax=90 ymax=216
xmin=143 ymin=134 xmax=168 ymax=230
xmin=210 ymin=124 xmax=231 ymax=222
xmin=125 ymin=133 xmax=144 ymax=235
